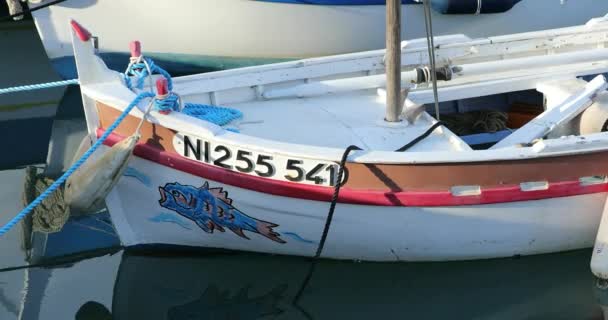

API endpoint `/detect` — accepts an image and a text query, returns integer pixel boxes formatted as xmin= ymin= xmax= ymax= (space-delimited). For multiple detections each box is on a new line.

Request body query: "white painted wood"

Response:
xmin=167 ymin=14 xmax=608 ymax=96
xmin=538 ymin=77 xmax=589 ymax=138
xmin=453 ymin=49 xmax=608 ymax=78
xmin=104 ymin=156 xmax=606 ymax=261
xmin=262 ymin=49 xmax=608 ymax=100
xmin=262 ymin=71 xmax=418 ymax=99
xmin=491 ymin=75 xmax=608 ymax=149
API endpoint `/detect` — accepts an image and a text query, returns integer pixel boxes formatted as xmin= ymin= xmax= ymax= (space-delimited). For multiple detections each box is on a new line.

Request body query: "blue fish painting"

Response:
xmin=158 ymin=181 xmax=285 ymax=243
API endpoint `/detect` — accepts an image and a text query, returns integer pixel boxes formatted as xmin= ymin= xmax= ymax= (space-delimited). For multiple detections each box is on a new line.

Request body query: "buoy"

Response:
xmin=64 ymin=134 xmax=140 ymax=214
xmin=591 ymin=195 xmax=608 ymax=285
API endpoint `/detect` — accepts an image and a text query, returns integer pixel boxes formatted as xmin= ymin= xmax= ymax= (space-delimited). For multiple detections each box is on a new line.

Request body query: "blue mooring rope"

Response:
xmin=153 ymin=93 xmax=180 ymax=113
xmin=152 ymin=93 xmax=243 ymax=126
xmin=182 ymin=103 xmax=243 ymax=126
xmin=123 ymin=58 xmax=173 ymax=91
xmin=0 ymin=55 xmax=243 ymax=237
xmin=0 ymin=92 xmax=155 ymax=237
xmin=122 ymin=56 xmax=243 ymax=127
xmin=0 ymin=79 xmax=79 ymax=95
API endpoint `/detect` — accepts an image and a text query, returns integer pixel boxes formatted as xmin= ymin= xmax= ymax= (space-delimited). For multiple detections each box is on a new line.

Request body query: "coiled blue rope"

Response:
xmin=183 ymin=103 xmax=243 ymax=126
xmin=0 ymin=79 xmax=79 ymax=95
xmin=0 ymin=92 xmax=154 ymax=237
xmin=153 ymin=93 xmax=180 ymax=113
xmin=124 ymin=57 xmax=242 ymax=127
xmin=123 ymin=57 xmax=172 ymax=91
xmin=152 ymin=93 xmax=242 ymax=126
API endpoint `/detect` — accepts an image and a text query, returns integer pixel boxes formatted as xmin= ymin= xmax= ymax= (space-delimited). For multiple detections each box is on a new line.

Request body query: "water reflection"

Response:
xmin=4 ymin=248 xmax=605 ymax=320
xmin=107 ymin=250 xmax=604 ymax=320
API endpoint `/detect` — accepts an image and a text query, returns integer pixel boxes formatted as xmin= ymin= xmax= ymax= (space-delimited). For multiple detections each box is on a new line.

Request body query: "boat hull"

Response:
xmin=31 ymin=0 xmax=608 ymax=79
xmin=107 ymin=153 xmax=605 ymax=262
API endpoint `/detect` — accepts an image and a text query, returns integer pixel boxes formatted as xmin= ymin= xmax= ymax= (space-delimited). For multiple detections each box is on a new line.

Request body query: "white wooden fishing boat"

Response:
xmin=29 ymin=0 xmax=608 ymax=79
xmin=71 ymin=14 xmax=608 ymax=262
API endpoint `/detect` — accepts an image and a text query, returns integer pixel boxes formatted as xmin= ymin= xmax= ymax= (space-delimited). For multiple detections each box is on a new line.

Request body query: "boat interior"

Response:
xmin=76 ymin=15 xmax=608 ymax=158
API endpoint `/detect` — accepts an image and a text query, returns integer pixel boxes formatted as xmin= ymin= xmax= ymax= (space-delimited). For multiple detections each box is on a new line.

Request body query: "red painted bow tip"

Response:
xmin=156 ymin=77 xmax=169 ymax=96
xmin=129 ymin=41 xmax=141 ymax=58
xmin=70 ymin=20 xmax=91 ymax=42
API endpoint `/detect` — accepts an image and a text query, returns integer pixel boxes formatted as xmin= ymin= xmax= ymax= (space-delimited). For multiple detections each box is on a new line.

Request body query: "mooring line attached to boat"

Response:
xmin=293 ymin=121 xmax=447 ymax=305
xmin=123 ymin=56 xmax=244 ymax=128
xmin=123 ymin=57 xmax=172 ymax=91
xmin=395 ymin=121 xmax=446 ymax=152
xmin=0 ymin=79 xmax=78 ymax=95
xmin=0 ymin=92 xmax=154 ymax=237
xmin=292 ymin=145 xmax=362 ymax=308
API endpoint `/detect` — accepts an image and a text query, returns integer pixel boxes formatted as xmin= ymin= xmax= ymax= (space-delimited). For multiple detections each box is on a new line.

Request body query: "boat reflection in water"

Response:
xmin=106 ymin=249 xmax=602 ymax=319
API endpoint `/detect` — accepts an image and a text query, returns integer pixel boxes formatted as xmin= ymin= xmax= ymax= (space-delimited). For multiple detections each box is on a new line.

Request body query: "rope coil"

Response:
xmin=122 ymin=56 xmax=243 ymax=126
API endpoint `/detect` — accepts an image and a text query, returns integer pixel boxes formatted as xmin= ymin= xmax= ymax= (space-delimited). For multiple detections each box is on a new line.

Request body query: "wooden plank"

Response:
xmin=491 ymin=75 xmax=608 ymax=149
xmin=173 ymin=19 xmax=608 ymax=96
xmin=385 ymin=0 xmax=402 ymax=122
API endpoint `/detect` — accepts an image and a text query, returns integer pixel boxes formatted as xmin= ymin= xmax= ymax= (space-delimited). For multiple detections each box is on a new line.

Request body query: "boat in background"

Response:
xmin=30 ymin=0 xmax=608 ymax=79
xmin=69 ymin=13 xmax=608 ymax=261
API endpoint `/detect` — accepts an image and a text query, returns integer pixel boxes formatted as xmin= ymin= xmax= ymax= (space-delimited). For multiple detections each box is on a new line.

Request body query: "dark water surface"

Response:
xmin=1 ymin=19 xmax=608 ymax=320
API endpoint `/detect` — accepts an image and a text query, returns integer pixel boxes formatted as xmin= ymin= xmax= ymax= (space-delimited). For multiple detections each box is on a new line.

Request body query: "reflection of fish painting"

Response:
xmin=158 ymin=181 xmax=285 ymax=243
xmin=167 ymin=284 xmax=287 ymax=320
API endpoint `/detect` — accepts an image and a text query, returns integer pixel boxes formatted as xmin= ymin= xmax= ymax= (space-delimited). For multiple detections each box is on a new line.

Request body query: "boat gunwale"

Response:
xmin=99 ymin=128 xmax=608 ymax=206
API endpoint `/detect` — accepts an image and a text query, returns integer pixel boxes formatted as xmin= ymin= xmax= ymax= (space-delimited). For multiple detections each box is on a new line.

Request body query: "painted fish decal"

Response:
xmin=158 ymin=181 xmax=285 ymax=243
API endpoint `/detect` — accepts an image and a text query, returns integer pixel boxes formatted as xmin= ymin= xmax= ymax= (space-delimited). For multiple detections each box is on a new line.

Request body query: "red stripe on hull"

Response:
xmin=100 ymin=129 xmax=608 ymax=207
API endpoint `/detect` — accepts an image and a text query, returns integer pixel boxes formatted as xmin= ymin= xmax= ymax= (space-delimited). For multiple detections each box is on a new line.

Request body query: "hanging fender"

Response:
xmin=431 ymin=0 xmax=523 ymax=14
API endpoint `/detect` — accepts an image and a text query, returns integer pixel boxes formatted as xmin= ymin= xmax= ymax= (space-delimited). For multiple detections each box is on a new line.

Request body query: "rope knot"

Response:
xmin=153 ymin=77 xmax=180 ymax=114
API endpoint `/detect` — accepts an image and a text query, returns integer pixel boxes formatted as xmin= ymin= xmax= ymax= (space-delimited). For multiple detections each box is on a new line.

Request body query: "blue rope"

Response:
xmin=123 ymin=57 xmax=241 ymax=127
xmin=153 ymin=93 xmax=180 ymax=113
xmin=123 ymin=58 xmax=172 ymax=91
xmin=152 ymin=93 xmax=242 ymax=126
xmin=0 ymin=79 xmax=79 ymax=95
xmin=183 ymin=103 xmax=243 ymax=126
xmin=0 ymin=92 xmax=154 ymax=237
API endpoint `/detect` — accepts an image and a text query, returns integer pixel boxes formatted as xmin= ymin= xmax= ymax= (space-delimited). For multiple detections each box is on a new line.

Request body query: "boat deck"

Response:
xmin=228 ymin=91 xmax=468 ymax=152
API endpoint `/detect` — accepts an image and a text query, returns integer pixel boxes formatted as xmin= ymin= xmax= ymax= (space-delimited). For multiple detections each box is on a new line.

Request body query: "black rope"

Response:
xmin=292 ymin=121 xmax=446 ymax=310
xmin=292 ymin=145 xmax=361 ymax=308
xmin=0 ymin=0 xmax=70 ymax=22
xmin=395 ymin=121 xmax=446 ymax=152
